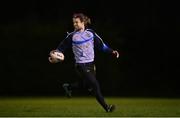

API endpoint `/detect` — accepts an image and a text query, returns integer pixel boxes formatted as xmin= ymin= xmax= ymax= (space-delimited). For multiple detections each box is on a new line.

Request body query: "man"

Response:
xmin=49 ymin=13 xmax=119 ymax=112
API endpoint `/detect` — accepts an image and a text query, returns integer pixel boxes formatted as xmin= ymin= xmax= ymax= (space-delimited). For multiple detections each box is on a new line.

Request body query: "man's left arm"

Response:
xmin=94 ymin=32 xmax=119 ymax=58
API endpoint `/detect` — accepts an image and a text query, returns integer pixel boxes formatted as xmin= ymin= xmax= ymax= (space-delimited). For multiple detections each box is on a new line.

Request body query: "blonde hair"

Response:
xmin=73 ymin=13 xmax=91 ymax=26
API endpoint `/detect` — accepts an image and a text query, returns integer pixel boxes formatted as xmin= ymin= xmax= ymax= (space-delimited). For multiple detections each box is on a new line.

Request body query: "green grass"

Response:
xmin=0 ymin=97 xmax=180 ymax=117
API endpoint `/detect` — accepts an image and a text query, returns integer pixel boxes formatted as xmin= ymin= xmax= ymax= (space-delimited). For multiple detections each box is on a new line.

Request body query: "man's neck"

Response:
xmin=79 ymin=27 xmax=85 ymax=32
xmin=75 ymin=27 xmax=85 ymax=32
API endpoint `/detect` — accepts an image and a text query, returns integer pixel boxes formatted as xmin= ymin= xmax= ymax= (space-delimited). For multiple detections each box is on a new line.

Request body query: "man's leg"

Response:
xmin=81 ymin=64 xmax=115 ymax=112
xmin=85 ymin=71 xmax=115 ymax=112
xmin=62 ymin=66 xmax=84 ymax=97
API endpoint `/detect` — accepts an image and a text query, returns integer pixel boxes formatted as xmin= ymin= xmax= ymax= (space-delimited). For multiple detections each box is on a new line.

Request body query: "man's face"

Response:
xmin=73 ymin=18 xmax=84 ymax=30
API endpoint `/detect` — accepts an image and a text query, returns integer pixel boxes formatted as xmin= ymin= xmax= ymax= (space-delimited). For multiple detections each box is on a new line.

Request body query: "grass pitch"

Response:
xmin=0 ymin=97 xmax=180 ymax=117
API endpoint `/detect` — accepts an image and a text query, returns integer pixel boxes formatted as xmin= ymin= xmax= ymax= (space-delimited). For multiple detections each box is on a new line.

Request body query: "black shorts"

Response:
xmin=74 ymin=61 xmax=96 ymax=89
xmin=75 ymin=62 xmax=96 ymax=76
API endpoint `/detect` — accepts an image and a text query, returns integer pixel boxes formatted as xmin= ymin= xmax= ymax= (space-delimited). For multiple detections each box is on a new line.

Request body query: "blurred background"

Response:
xmin=0 ymin=0 xmax=179 ymax=97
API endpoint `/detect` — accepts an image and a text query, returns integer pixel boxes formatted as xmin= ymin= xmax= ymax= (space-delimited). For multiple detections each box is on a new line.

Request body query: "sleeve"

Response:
xmin=93 ymin=32 xmax=113 ymax=54
xmin=56 ymin=33 xmax=72 ymax=53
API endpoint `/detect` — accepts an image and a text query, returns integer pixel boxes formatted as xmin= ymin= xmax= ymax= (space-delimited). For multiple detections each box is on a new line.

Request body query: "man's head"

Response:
xmin=72 ymin=13 xmax=91 ymax=31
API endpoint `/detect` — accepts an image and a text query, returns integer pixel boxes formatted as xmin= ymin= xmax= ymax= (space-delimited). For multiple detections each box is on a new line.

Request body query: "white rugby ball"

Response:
xmin=51 ymin=51 xmax=64 ymax=61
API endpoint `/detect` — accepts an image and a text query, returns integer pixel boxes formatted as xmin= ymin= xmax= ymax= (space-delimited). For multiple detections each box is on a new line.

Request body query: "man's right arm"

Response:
xmin=48 ymin=33 xmax=72 ymax=63
xmin=56 ymin=33 xmax=73 ymax=53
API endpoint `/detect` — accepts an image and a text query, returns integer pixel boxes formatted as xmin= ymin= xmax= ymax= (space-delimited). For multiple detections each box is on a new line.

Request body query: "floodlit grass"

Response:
xmin=0 ymin=97 xmax=180 ymax=117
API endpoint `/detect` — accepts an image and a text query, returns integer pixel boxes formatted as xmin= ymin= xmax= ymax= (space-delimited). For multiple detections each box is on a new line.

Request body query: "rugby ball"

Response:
xmin=51 ymin=51 xmax=64 ymax=61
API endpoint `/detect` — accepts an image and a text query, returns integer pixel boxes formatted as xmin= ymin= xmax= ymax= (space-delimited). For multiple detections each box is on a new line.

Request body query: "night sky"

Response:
xmin=0 ymin=0 xmax=179 ymax=97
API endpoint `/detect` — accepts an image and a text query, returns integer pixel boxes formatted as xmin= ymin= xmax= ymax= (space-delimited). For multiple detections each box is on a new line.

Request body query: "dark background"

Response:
xmin=0 ymin=0 xmax=179 ymax=97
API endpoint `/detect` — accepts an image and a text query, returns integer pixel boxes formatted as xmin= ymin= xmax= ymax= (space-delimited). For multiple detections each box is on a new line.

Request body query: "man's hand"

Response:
xmin=48 ymin=50 xmax=60 ymax=63
xmin=48 ymin=56 xmax=59 ymax=63
xmin=49 ymin=50 xmax=57 ymax=58
xmin=112 ymin=50 xmax=119 ymax=58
